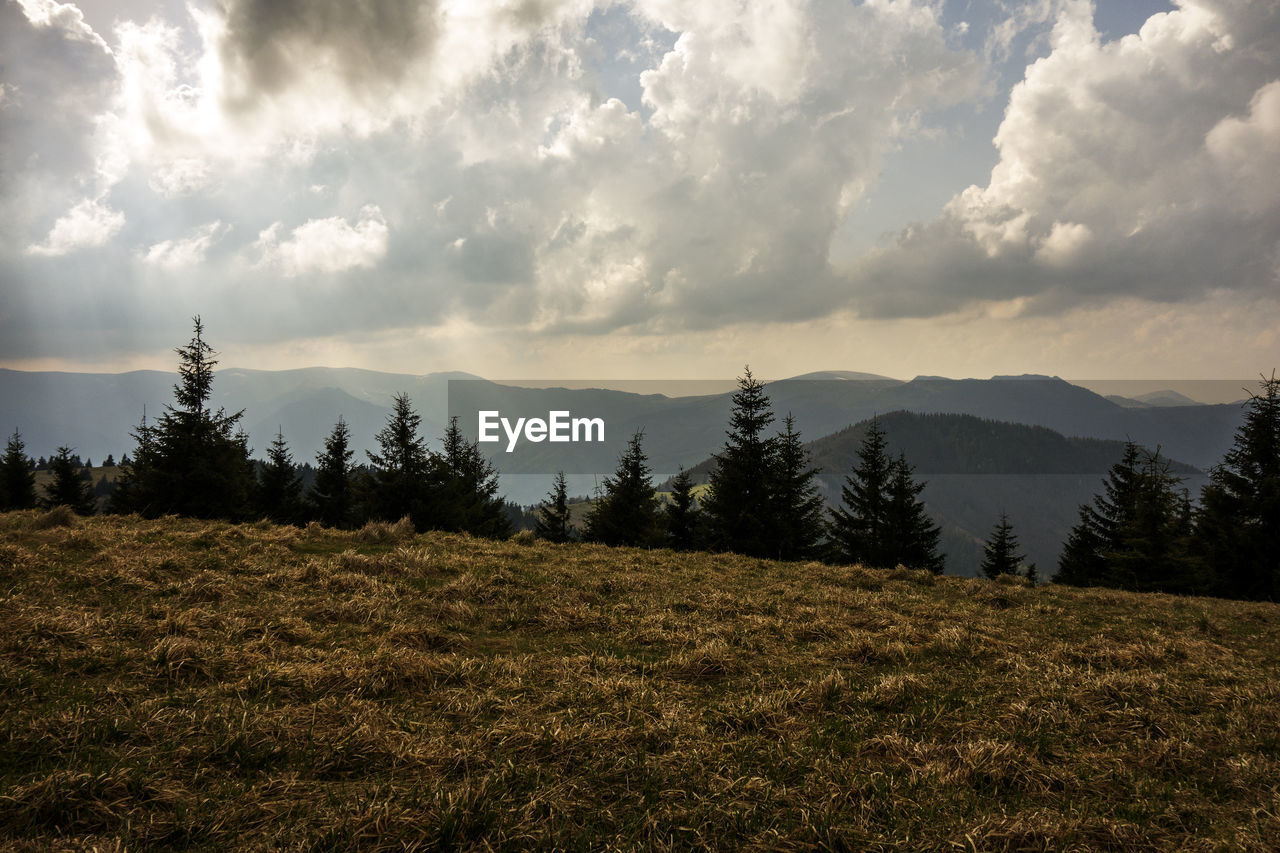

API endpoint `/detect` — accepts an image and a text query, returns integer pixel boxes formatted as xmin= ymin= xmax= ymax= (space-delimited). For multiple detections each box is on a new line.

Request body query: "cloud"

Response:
xmin=142 ymin=221 xmax=230 ymax=269
xmin=15 ymin=0 xmax=110 ymax=52
xmin=26 ymin=198 xmax=126 ymax=256
xmin=844 ymin=0 xmax=1280 ymax=317
xmin=214 ymin=0 xmax=437 ymax=111
xmin=4 ymin=0 xmax=1274 ymax=376
xmin=255 ymin=206 xmax=389 ymax=276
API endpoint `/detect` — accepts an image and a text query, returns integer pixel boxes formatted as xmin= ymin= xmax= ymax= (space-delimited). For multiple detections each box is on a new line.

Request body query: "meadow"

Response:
xmin=1 ymin=509 xmax=1277 ymax=850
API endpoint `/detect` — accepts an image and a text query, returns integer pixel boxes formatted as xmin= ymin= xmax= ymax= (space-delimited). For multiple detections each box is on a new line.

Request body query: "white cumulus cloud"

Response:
xmin=26 ymin=197 xmax=125 ymax=256
xmin=142 ymin=221 xmax=230 ymax=270
xmin=255 ymin=206 xmax=389 ymax=277
xmin=846 ymin=0 xmax=1280 ymax=316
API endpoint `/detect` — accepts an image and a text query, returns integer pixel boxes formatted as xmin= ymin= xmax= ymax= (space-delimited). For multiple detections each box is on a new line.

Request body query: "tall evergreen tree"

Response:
xmin=1056 ymin=442 xmax=1143 ymax=587
xmin=436 ymin=416 xmax=511 ymax=538
xmin=981 ymin=513 xmax=1024 ymax=579
xmin=583 ymin=430 xmax=660 ymax=547
xmin=829 ymin=417 xmax=893 ymax=567
xmin=768 ymin=414 xmax=826 ymax=560
xmin=534 ymin=471 xmax=575 ymax=543
xmin=1056 ymin=442 xmax=1196 ymax=592
xmin=366 ymin=393 xmax=433 ymax=528
xmin=1196 ymin=373 xmax=1280 ymax=600
xmin=664 ymin=467 xmax=702 ymax=551
xmin=702 ymin=368 xmax=777 ymax=556
xmin=310 ymin=417 xmax=356 ymax=528
xmin=109 ymin=318 xmax=254 ymax=519
xmin=1109 ymin=452 xmax=1199 ymax=593
xmin=41 ymin=446 xmax=96 ymax=515
xmin=884 ymin=453 xmax=945 ymax=573
xmin=0 ymin=429 xmax=38 ymax=510
xmin=256 ymin=428 xmax=304 ymax=524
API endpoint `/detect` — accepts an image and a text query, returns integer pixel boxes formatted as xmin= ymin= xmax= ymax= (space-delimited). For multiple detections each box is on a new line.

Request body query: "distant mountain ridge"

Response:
xmin=0 ymin=367 xmax=1243 ymax=481
xmin=672 ymin=410 xmax=1208 ymax=579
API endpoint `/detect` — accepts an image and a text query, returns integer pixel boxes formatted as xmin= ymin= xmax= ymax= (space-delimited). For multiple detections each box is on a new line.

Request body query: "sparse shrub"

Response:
xmin=29 ymin=504 xmax=80 ymax=530
xmin=354 ymin=516 xmax=415 ymax=544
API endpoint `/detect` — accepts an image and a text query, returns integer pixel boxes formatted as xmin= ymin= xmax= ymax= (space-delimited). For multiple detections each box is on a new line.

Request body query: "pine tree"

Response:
xmin=109 ymin=318 xmax=254 ymax=519
xmin=41 ymin=446 xmax=96 ymax=515
xmin=702 ymin=367 xmax=777 ymax=556
xmin=256 ymin=428 xmax=304 ymax=524
xmin=436 ymin=416 xmax=511 ymax=538
xmin=981 ymin=513 xmax=1024 ymax=579
xmin=884 ymin=453 xmax=945 ymax=573
xmin=1108 ymin=452 xmax=1199 ymax=593
xmin=664 ymin=467 xmax=701 ymax=551
xmin=1056 ymin=442 xmax=1143 ymax=587
xmin=1056 ymin=442 xmax=1196 ymax=592
xmin=534 ymin=471 xmax=575 ymax=543
xmin=310 ymin=417 xmax=355 ymax=528
xmin=583 ymin=430 xmax=660 ymax=547
xmin=829 ymin=417 xmax=893 ymax=567
xmin=0 ymin=429 xmax=38 ymax=510
xmin=768 ymin=414 xmax=826 ymax=560
xmin=366 ymin=393 xmax=433 ymax=528
xmin=1196 ymin=373 xmax=1280 ymax=600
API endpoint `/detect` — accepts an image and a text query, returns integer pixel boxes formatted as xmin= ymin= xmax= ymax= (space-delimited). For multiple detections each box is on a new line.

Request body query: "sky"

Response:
xmin=1 ymin=0 xmax=1277 ymax=380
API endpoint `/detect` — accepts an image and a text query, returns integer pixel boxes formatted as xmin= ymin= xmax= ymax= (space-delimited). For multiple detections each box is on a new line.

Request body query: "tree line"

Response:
xmin=0 ymin=319 xmax=512 ymax=537
xmin=1 ymin=319 xmax=1275 ymax=602
xmin=1051 ymin=373 xmax=1280 ymax=600
xmin=533 ymin=368 xmax=1279 ymax=601
xmin=536 ymin=369 xmax=946 ymax=572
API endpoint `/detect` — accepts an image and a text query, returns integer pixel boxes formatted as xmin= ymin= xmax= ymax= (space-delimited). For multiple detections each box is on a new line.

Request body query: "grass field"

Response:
xmin=1 ymin=509 xmax=1277 ymax=850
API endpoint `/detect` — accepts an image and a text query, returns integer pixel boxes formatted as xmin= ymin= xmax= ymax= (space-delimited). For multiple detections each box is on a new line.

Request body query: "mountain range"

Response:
xmin=0 ymin=367 xmax=1243 ymax=576
xmin=674 ymin=410 xmax=1208 ymax=578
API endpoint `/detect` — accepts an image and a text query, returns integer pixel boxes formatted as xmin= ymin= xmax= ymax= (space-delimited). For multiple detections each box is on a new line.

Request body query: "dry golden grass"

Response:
xmin=1 ymin=511 xmax=1278 ymax=850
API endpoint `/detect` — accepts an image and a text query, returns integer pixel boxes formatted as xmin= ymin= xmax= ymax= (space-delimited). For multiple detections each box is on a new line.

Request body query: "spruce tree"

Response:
xmin=664 ymin=467 xmax=701 ymax=551
xmin=534 ymin=471 xmax=575 ymax=543
xmin=702 ymin=368 xmax=777 ymax=556
xmin=769 ymin=414 xmax=826 ymax=560
xmin=829 ymin=417 xmax=893 ymax=567
xmin=256 ymin=428 xmax=304 ymax=524
xmin=1109 ymin=451 xmax=1199 ymax=593
xmin=1197 ymin=373 xmax=1280 ymax=600
xmin=0 ymin=429 xmax=38 ymax=510
xmin=109 ymin=318 xmax=254 ymax=519
xmin=1056 ymin=442 xmax=1143 ymax=587
xmin=1056 ymin=442 xmax=1196 ymax=592
xmin=583 ymin=430 xmax=660 ymax=547
xmin=981 ymin=513 xmax=1024 ymax=579
xmin=41 ymin=446 xmax=96 ymax=515
xmin=366 ymin=393 xmax=433 ymax=528
xmin=885 ymin=453 xmax=945 ymax=573
xmin=436 ymin=416 xmax=511 ymax=538
xmin=310 ymin=417 xmax=355 ymax=528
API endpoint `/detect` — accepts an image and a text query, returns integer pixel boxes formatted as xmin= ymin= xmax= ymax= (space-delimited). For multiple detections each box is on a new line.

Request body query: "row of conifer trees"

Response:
xmin=1051 ymin=374 xmax=1280 ymax=601
xmin=1 ymin=318 xmax=1275 ymax=600
xmin=534 ymin=369 xmax=948 ymax=572
xmin=0 ymin=319 xmax=513 ymax=538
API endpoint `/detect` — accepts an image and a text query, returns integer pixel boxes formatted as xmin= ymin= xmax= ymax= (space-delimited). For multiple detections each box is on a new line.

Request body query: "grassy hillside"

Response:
xmin=1 ymin=512 xmax=1277 ymax=850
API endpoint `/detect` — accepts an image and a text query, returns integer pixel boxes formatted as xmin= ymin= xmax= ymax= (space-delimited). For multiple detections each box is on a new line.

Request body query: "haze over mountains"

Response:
xmin=1 ymin=366 xmax=1244 ymax=576
xmin=0 ymin=367 xmax=1244 ymax=475
xmin=678 ymin=411 xmax=1210 ymax=578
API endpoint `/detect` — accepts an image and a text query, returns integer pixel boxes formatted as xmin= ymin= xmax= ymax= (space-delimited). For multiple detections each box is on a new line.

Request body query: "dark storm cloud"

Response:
xmin=216 ymin=0 xmax=439 ymax=108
